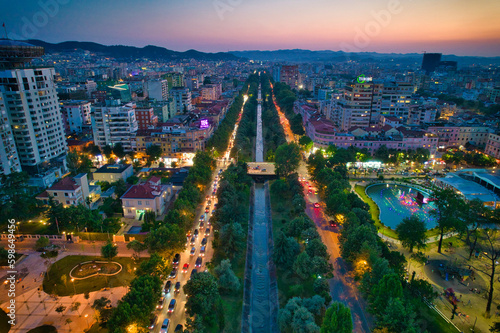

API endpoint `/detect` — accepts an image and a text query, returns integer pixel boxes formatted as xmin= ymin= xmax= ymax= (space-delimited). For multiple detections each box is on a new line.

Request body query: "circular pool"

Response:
xmin=365 ymin=184 xmax=437 ymax=229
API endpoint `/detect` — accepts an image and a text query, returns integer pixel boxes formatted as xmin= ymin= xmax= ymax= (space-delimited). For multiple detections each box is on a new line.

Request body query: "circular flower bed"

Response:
xmin=69 ymin=260 xmax=122 ymax=280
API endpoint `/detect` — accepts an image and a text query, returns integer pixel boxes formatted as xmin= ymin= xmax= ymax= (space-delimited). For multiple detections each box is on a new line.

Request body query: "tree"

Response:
xmin=126 ymin=240 xmax=146 ymax=258
xmin=273 ymin=231 xmax=300 ymax=269
xmin=218 ymin=222 xmax=245 ymax=259
xmin=146 ymin=144 xmax=162 ymax=162
xmin=478 ymin=228 xmax=500 ymax=315
xmin=183 ymin=272 xmax=224 ymax=329
xmin=55 ymin=305 xmax=66 ymax=315
xmin=112 ymin=143 xmax=126 ymax=159
xmin=320 ymin=302 xmax=353 ymax=333
xmin=102 ymin=145 xmax=113 ymax=159
xmin=136 ymin=253 xmax=170 ymax=277
xmin=214 ymin=259 xmax=241 ymax=295
xmin=378 ymin=298 xmax=417 ymax=333
xmin=35 ymin=236 xmax=50 ymax=250
xmin=275 ymin=143 xmax=301 ymax=178
xmin=66 ymin=150 xmax=80 ymax=175
xmin=294 ymin=251 xmax=312 ymax=280
xmin=306 ymin=238 xmax=328 ymax=259
xmin=92 ymin=297 xmax=111 ymax=322
xmin=101 ymin=241 xmax=118 ymax=260
xmin=395 ymin=216 xmax=427 ymax=253
xmin=370 ymin=274 xmax=403 ymax=315
xmin=429 ymin=188 xmax=462 ymax=253
xmin=299 ymin=136 xmax=313 ymax=152
xmin=145 ymin=224 xmax=186 ymax=256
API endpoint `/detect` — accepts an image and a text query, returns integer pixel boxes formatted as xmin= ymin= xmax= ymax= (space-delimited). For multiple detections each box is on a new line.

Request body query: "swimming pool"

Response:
xmin=127 ymin=226 xmax=143 ymax=234
xmin=365 ymin=184 xmax=437 ymax=229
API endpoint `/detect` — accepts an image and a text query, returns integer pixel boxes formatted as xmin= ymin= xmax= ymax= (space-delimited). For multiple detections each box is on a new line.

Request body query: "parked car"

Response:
xmin=329 ymin=220 xmax=337 ymax=228
xmin=194 ymin=229 xmax=199 ymax=237
xmin=199 ymin=215 xmax=205 ymax=221
xmin=199 ymin=221 xmax=205 ymax=228
xmin=200 ymin=246 xmax=206 ymax=256
xmin=182 ymin=263 xmax=190 ymax=273
xmin=190 ymin=236 xmax=196 ymax=245
xmin=201 ymin=238 xmax=207 ymax=246
xmin=169 ymin=268 xmax=177 ymax=279
xmin=205 ymin=228 xmax=210 ymax=236
xmin=314 ymin=202 xmax=320 ymax=208
xmin=190 ymin=247 xmax=196 ymax=256
xmin=174 ymin=281 xmax=181 ymax=293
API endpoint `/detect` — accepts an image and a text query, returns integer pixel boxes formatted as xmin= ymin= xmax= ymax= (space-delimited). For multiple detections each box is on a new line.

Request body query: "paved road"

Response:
xmin=302 ymin=185 xmax=374 ymax=333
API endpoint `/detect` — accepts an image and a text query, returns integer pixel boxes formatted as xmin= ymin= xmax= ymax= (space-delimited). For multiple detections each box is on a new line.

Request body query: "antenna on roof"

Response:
xmin=2 ymin=22 xmax=8 ymax=39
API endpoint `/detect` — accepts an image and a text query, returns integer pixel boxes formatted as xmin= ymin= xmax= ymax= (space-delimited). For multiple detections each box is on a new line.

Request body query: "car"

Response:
xmin=157 ymin=296 xmax=165 ymax=309
xmin=190 ymin=236 xmax=196 ymax=245
xmin=195 ymin=257 xmax=202 ymax=268
xmin=172 ymin=253 xmax=180 ymax=266
xmin=199 ymin=215 xmax=205 ymax=221
xmin=314 ymin=202 xmax=320 ymax=208
xmin=205 ymin=195 xmax=209 ymax=200
xmin=308 ymin=189 xmax=313 ymax=194
xmin=208 ymin=200 xmax=212 ymax=205
xmin=212 ymin=209 xmax=215 ymax=214
xmin=190 ymin=246 xmax=196 ymax=256
xmin=163 ymin=280 xmax=172 ymax=295
xmin=199 ymin=221 xmax=205 ymax=228
xmin=174 ymin=324 xmax=184 ymax=332
xmin=186 ymin=230 xmax=192 ymax=238
xmin=212 ymin=190 xmax=216 ymax=195
xmin=148 ymin=315 xmax=158 ymax=330
xmin=190 ymin=269 xmax=198 ymax=280
xmin=201 ymin=237 xmax=207 ymax=246
xmin=205 ymin=206 xmax=210 ymax=213
xmin=168 ymin=299 xmax=176 ymax=313
xmin=160 ymin=318 xmax=170 ymax=333
xmin=205 ymin=228 xmax=210 ymax=236
xmin=174 ymin=281 xmax=181 ymax=293
xmin=194 ymin=229 xmax=199 ymax=237
xmin=329 ymin=220 xmax=337 ymax=228
xmin=182 ymin=263 xmax=190 ymax=273
xmin=200 ymin=246 xmax=206 ymax=256
xmin=207 ymin=219 xmax=211 ymax=226
xmin=169 ymin=268 xmax=177 ymax=279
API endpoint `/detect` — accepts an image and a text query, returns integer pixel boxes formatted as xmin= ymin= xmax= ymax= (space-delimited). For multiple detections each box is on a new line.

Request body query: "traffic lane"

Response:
xmin=304 ymin=191 xmax=373 ymax=333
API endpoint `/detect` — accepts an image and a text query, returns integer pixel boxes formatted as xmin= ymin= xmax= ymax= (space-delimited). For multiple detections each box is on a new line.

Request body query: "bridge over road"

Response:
xmin=247 ymin=162 xmax=277 ymax=182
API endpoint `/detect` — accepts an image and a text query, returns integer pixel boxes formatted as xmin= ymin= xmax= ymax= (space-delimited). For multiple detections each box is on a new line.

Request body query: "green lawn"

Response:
xmin=16 ymin=221 xmax=54 ymax=235
xmin=43 ymin=256 xmax=143 ymax=296
xmin=86 ymin=323 xmax=109 ymax=333
xmin=416 ymin=302 xmax=461 ymax=333
xmin=269 ymin=182 xmax=316 ymax=306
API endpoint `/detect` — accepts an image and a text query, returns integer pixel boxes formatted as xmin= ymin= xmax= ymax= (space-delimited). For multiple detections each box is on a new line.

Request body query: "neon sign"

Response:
xmin=200 ymin=119 xmax=209 ymax=129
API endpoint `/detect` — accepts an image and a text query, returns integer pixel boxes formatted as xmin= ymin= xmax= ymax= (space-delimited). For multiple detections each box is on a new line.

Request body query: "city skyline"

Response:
xmin=1 ymin=0 xmax=500 ymax=57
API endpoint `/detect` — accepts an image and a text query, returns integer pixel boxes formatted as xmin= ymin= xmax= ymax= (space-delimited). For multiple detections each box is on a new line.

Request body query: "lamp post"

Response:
xmin=71 ymin=278 xmax=76 ymax=295
xmin=84 ymin=314 xmax=90 ymax=329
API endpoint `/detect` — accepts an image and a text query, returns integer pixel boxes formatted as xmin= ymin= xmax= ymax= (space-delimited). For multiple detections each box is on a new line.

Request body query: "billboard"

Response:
xmin=200 ymin=119 xmax=209 ymax=129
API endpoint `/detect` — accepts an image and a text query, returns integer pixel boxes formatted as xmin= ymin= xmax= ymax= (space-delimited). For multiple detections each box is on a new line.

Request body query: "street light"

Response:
xmin=84 ymin=314 xmax=90 ymax=329
xmin=71 ymin=278 xmax=76 ymax=295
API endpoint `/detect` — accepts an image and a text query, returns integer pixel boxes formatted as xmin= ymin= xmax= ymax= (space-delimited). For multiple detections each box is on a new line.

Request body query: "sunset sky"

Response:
xmin=2 ymin=0 xmax=500 ymax=56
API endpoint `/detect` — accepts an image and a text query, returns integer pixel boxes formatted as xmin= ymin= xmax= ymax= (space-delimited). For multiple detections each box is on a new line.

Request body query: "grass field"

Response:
xmin=417 ymin=302 xmax=461 ymax=333
xmin=43 ymin=255 xmax=143 ymax=296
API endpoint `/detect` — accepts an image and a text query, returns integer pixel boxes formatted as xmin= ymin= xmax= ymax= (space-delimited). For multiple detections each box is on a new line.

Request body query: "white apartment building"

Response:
xmin=143 ymin=79 xmax=168 ymax=101
xmin=61 ymin=100 xmax=91 ymax=133
xmin=0 ymin=95 xmax=21 ymax=175
xmin=0 ymin=66 xmax=67 ymax=175
xmin=170 ymin=87 xmax=193 ymax=113
xmin=91 ymin=100 xmax=138 ymax=151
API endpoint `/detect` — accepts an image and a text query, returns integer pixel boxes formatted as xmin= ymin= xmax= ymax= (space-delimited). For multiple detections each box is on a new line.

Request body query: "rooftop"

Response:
xmin=121 ymin=183 xmax=166 ymax=199
xmin=94 ymin=164 xmax=132 ymax=174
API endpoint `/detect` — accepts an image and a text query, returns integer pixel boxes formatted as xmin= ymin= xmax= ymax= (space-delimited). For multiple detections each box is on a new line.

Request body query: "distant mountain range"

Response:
xmin=22 ymin=40 xmax=500 ymax=66
xmin=25 ymin=40 xmax=241 ymax=61
xmin=229 ymin=49 xmax=500 ymax=66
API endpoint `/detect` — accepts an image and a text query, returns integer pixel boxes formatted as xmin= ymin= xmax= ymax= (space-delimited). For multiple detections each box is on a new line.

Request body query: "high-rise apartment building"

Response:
xmin=143 ymin=79 xmax=168 ymax=101
xmin=0 ymin=40 xmax=67 ymax=181
xmin=91 ymin=100 xmax=138 ymax=151
xmin=171 ymin=87 xmax=192 ymax=113
xmin=0 ymin=95 xmax=20 ymax=175
xmin=280 ymin=65 xmax=300 ymax=89
xmin=60 ymin=100 xmax=91 ymax=134
xmin=135 ymin=107 xmax=158 ymax=130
